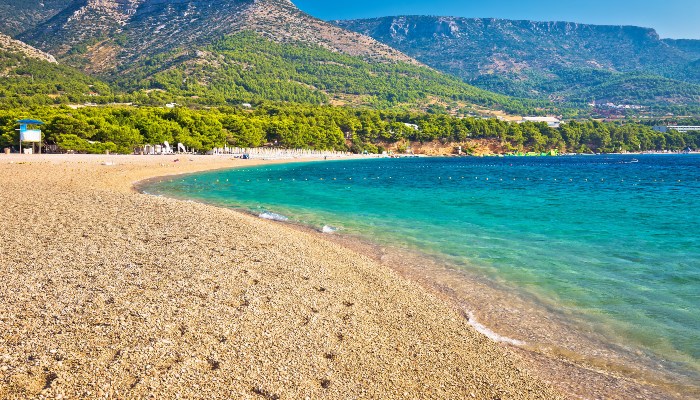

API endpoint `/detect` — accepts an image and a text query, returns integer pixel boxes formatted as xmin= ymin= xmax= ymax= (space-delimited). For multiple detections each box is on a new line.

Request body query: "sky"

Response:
xmin=293 ymin=0 xmax=700 ymax=39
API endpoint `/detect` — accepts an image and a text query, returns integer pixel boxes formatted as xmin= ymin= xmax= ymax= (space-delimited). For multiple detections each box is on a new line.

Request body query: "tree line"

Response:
xmin=1 ymin=104 xmax=698 ymax=154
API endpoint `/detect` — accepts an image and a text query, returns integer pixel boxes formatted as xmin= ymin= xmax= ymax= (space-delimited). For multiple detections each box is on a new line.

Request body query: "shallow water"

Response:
xmin=145 ymin=154 xmax=700 ymax=393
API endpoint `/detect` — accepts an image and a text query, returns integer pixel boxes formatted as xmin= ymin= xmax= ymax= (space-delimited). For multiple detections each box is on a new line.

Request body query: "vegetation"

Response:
xmin=0 ymin=50 xmax=114 ymax=107
xmin=0 ymin=28 xmax=697 ymax=155
xmin=0 ymin=31 xmax=551 ymax=116
xmin=2 ymin=104 xmax=698 ymax=154
xmin=336 ymin=17 xmax=700 ymax=115
xmin=112 ymin=32 xmax=548 ymax=115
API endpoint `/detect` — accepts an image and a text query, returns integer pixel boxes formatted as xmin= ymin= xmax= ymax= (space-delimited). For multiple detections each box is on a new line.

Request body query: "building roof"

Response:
xmin=522 ymin=117 xmax=560 ymax=123
xmin=17 ymin=119 xmax=44 ymax=125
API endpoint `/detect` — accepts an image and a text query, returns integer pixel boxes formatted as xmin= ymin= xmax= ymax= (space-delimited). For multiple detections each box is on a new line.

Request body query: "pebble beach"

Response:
xmin=0 ymin=154 xmax=562 ymax=399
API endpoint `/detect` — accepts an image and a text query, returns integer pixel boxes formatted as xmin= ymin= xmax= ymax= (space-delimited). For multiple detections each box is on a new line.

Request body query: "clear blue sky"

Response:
xmin=293 ymin=0 xmax=700 ymax=39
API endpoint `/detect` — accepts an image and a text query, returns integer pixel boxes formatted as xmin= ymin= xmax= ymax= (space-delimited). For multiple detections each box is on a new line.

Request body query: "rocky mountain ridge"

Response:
xmin=1 ymin=1 xmax=698 ymax=115
xmin=0 ymin=33 xmax=57 ymax=63
xmin=1 ymin=1 xmax=520 ymax=114
xmin=336 ymin=16 xmax=699 ymax=79
xmin=0 ymin=0 xmax=73 ymax=36
xmin=335 ymin=16 xmax=700 ymax=108
xmin=14 ymin=0 xmax=415 ymax=74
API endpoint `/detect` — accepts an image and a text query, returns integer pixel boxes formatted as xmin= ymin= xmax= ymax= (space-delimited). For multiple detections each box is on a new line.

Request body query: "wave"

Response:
xmin=321 ymin=225 xmax=339 ymax=234
xmin=464 ymin=310 xmax=525 ymax=346
xmin=258 ymin=212 xmax=289 ymax=222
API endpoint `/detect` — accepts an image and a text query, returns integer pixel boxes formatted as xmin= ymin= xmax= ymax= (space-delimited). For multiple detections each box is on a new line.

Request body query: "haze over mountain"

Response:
xmin=335 ymin=16 xmax=700 ymax=110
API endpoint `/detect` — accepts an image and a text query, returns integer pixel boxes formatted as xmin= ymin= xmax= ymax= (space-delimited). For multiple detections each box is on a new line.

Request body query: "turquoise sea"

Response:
xmin=144 ymin=154 xmax=700 ymax=391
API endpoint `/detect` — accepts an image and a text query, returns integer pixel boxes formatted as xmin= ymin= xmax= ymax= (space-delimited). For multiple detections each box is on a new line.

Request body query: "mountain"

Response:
xmin=0 ymin=0 xmax=541 ymax=114
xmin=0 ymin=33 xmax=112 ymax=107
xmin=17 ymin=0 xmax=416 ymax=73
xmin=664 ymin=39 xmax=700 ymax=60
xmin=0 ymin=33 xmax=56 ymax=63
xmin=0 ymin=0 xmax=73 ymax=36
xmin=335 ymin=17 xmax=700 ymax=110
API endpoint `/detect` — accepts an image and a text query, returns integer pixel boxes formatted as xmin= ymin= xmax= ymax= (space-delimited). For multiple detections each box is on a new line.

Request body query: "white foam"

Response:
xmin=465 ymin=311 xmax=525 ymax=346
xmin=321 ymin=225 xmax=339 ymax=234
xmin=259 ymin=212 xmax=289 ymax=222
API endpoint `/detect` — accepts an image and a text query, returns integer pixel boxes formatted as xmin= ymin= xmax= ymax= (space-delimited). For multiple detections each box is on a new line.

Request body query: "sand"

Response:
xmin=0 ymin=154 xmax=563 ymax=399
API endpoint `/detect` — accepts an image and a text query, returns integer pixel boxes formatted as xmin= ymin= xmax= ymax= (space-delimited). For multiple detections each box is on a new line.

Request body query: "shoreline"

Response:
xmin=138 ymin=156 xmax=698 ymax=400
xmin=0 ymin=153 xmax=560 ymax=399
xmin=320 ymin=230 xmax=699 ymax=399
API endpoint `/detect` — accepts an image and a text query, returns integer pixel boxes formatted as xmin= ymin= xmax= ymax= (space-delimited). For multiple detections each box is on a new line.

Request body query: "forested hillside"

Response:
xmin=0 ymin=35 xmax=114 ymax=107
xmin=112 ymin=32 xmax=543 ymax=114
xmin=336 ymin=17 xmax=700 ymax=113
xmin=0 ymin=0 xmax=545 ymax=115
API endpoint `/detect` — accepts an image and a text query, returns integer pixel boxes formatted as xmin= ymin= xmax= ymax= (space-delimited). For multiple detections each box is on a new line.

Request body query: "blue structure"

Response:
xmin=17 ymin=119 xmax=44 ymax=154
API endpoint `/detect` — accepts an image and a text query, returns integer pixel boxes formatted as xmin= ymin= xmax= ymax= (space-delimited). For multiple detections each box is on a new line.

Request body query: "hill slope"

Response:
xmin=0 ymin=34 xmax=112 ymax=107
xmin=113 ymin=31 xmax=538 ymax=112
xmin=0 ymin=33 xmax=57 ymax=63
xmin=335 ymin=16 xmax=700 ymax=110
xmin=18 ymin=0 xmax=416 ymax=73
xmin=2 ymin=0 xmax=543 ymax=114
xmin=0 ymin=0 xmax=73 ymax=36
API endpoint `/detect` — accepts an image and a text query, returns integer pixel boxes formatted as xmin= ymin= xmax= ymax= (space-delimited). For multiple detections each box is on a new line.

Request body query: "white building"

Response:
xmin=521 ymin=116 xmax=561 ymax=128
xmin=655 ymin=126 xmax=700 ymax=133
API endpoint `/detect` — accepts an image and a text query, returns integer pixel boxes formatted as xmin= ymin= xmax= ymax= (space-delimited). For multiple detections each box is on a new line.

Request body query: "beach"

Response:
xmin=0 ymin=154 xmax=562 ymax=399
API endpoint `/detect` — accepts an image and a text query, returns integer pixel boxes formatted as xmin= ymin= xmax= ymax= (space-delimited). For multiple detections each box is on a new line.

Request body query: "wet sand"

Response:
xmin=0 ymin=154 xmax=560 ymax=399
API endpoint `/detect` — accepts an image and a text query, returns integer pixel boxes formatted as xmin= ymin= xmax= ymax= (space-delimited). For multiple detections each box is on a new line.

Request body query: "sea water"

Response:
xmin=145 ymin=155 xmax=700 ymax=391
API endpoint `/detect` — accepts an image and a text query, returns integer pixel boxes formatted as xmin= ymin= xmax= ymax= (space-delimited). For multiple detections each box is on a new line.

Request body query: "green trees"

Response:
xmin=1 ymin=103 xmax=698 ymax=155
xmin=108 ymin=32 xmax=544 ymax=115
xmin=0 ymin=50 xmax=114 ymax=108
xmin=222 ymin=114 xmax=267 ymax=148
